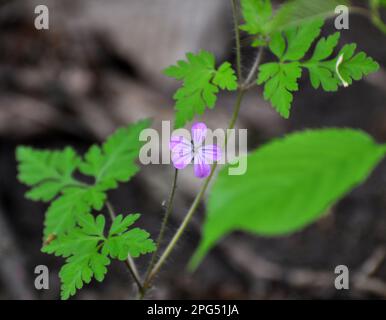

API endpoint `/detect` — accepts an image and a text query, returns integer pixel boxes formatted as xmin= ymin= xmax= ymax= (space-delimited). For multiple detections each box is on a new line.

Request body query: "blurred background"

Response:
xmin=0 ymin=0 xmax=385 ymax=300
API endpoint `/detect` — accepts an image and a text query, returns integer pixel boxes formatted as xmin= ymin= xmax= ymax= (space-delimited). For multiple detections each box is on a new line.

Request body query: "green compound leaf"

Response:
xmin=43 ymin=214 xmax=109 ymax=300
xmin=334 ymin=44 xmax=380 ymax=87
xmin=191 ymin=129 xmax=386 ymax=268
xmin=257 ymin=62 xmax=302 ymax=118
xmin=43 ymin=186 xmax=107 ymax=237
xmin=43 ymin=213 xmax=155 ymax=300
xmin=16 ymin=146 xmax=81 ymax=202
xmin=239 ymin=0 xmax=272 ymax=41
xmin=164 ymin=50 xmax=237 ymax=128
xmin=304 ymin=42 xmax=379 ymax=91
xmin=43 ymin=214 xmax=105 ymax=258
xmin=212 ymin=62 xmax=238 ymax=91
xmin=303 ymin=32 xmax=341 ymax=92
xmin=79 ymin=119 xmax=150 ymax=188
xmin=103 ymin=214 xmax=155 ymax=260
xmin=108 ymin=214 xmax=141 ymax=236
xmin=59 ymin=249 xmax=110 ymax=300
xmin=16 ymin=121 xmax=149 ymax=239
xmin=259 ymin=19 xmax=379 ymax=118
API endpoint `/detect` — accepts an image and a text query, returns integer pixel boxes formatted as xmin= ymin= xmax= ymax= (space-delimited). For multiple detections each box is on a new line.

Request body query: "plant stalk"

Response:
xmin=243 ymin=47 xmax=264 ymax=89
xmin=231 ymin=0 xmax=243 ymax=81
xmin=143 ymin=169 xmax=179 ymax=284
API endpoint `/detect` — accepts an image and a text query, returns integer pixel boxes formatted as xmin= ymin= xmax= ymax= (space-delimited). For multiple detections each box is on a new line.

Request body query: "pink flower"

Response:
xmin=170 ymin=122 xmax=221 ymax=178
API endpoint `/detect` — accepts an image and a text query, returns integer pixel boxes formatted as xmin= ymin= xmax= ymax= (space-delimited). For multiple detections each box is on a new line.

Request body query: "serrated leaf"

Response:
xmin=282 ymin=19 xmax=323 ymax=61
xmin=77 ymin=214 xmax=105 ymax=236
xmin=262 ymin=20 xmax=379 ymax=115
xmin=335 ymin=44 xmax=380 ymax=86
xmin=117 ymin=228 xmax=156 ymax=258
xmin=239 ymin=0 xmax=272 ymax=35
xmin=307 ymin=65 xmax=339 ymax=91
xmin=164 ymin=51 xmax=237 ymax=128
xmin=43 ymin=186 xmax=106 ymax=237
xmin=103 ymin=218 xmax=155 ymax=260
xmin=104 ymin=214 xmax=155 ymax=260
xmin=212 ymin=62 xmax=238 ymax=90
xmin=49 ymin=213 xmax=154 ymax=299
xmin=257 ymin=62 xmax=302 ymax=118
xmin=42 ymin=214 xmax=104 ymax=258
xmin=16 ymin=146 xmax=80 ymax=202
xmin=108 ymin=213 xmax=140 ymax=236
xmin=191 ymin=129 xmax=386 ymax=268
xmin=59 ymin=250 xmax=110 ymax=300
xmin=303 ymin=42 xmax=379 ymax=90
xmin=79 ymin=120 xmax=149 ymax=187
xmin=50 ymin=214 xmax=110 ymax=300
xmin=302 ymin=32 xmax=341 ymax=91
xmin=310 ymin=32 xmax=340 ymax=62
xmin=267 ymin=0 xmax=347 ymax=33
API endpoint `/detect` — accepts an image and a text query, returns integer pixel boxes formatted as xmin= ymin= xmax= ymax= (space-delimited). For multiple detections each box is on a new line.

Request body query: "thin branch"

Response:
xmin=231 ymin=0 xmax=243 ymax=81
xmin=143 ymin=169 xmax=179 ymax=285
xmin=243 ymin=46 xmax=264 ymax=89
xmin=106 ymin=201 xmax=144 ymax=294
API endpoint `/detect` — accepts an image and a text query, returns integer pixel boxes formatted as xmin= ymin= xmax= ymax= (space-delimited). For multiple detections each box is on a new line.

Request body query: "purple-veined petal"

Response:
xmin=199 ymin=144 xmax=222 ymax=163
xmin=191 ymin=122 xmax=207 ymax=147
xmin=169 ymin=136 xmax=191 ymax=151
xmin=193 ymin=152 xmax=211 ymax=179
xmin=171 ymin=139 xmax=193 ymax=170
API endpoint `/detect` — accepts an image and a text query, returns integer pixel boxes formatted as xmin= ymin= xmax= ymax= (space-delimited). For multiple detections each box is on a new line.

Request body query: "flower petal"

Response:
xmin=194 ymin=152 xmax=211 ymax=179
xmin=191 ymin=122 xmax=207 ymax=147
xmin=200 ymin=144 xmax=222 ymax=163
xmin=169 ymin=136 xmax=191 ymax=151
xmin=171 ymin=137 xmax=193 ymax=170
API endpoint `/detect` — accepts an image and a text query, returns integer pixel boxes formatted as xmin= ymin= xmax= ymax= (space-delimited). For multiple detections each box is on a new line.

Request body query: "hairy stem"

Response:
xmin=231 ymin=0 xmax=243 ymax=81
xmin=106 ymin=201 xmax=144 ymax=295
xmin=243 ymin=47 xmax=264 ymax=89
xmin=143 ymin=169 xmax=179 ymax=283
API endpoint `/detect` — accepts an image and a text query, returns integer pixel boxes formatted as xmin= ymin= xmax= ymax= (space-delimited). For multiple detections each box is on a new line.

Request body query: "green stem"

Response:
xmin=143 ymin=169 xmax=179 ymax=284
xmin=106 ymin=201 xmax=144 ymax=295
xmin=369 ymin=1 xmax=386 ymax=35
xmin=243 ymin=47 xmax=264 ymax=89
xmin=231 ymin=0 xmax=243 ymax=81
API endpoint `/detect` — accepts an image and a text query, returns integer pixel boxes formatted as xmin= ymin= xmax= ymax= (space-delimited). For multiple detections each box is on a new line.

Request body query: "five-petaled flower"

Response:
xmin=170 ymin=122 xmax=221 ymax=178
